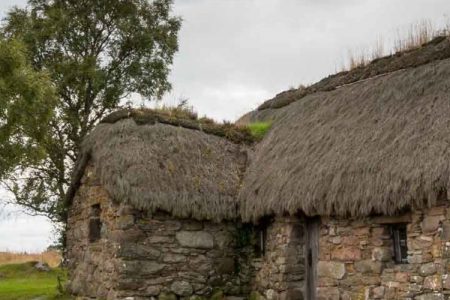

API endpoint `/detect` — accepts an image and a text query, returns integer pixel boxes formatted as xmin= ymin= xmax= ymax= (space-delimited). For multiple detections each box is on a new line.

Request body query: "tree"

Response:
xmin=0 ymin=39 xmax=56 ymax=207
xmin=0 ymin=0 xmax=181 ymax=222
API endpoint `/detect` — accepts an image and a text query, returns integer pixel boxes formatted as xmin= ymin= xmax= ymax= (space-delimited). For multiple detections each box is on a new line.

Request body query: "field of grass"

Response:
xmin=0 ymin=251 xmax=61 ymax=268
xmin=0 ymin=262 xmax=70 ymax=300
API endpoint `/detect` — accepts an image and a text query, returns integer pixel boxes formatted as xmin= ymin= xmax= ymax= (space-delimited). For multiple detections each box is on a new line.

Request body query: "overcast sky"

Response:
xmin=0 ymin=0 xmax=449 ymax=252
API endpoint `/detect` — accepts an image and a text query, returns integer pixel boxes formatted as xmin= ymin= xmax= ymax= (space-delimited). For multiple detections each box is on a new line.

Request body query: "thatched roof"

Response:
xmin=67 ymin=109 xmax=248 ymax=222
xmin=237 ymin=36 xmax=450 ymax=125
xmin=239 ymin=56 xmax=450 ymax=221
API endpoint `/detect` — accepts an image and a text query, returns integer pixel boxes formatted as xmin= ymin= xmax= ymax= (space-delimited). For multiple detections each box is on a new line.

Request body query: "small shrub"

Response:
xmin=248 ymin=122 xmax=272 ymax=140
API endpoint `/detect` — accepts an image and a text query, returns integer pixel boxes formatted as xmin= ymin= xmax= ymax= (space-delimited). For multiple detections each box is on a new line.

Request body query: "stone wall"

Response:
xmin=66 ymin=164 xmax=121 ymax=298
xmin=66 ymin=164 xmax=254 ymax=299
xmin=252 ymin=217 xmax=305 ymax=300
xmin=116 ymin=212 xmax=254 ymax=299
xmin=317 ymin=203 xmax=450 ymax=300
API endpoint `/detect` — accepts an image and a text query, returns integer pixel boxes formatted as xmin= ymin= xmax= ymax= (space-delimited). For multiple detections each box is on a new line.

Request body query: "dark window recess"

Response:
xmin=89 ymin=204 xmax=102 ymax=243
xmin=255 ymin=226 xmax=267 ymax=257
xmin=391 ymin=224 xmax=408 ymax=264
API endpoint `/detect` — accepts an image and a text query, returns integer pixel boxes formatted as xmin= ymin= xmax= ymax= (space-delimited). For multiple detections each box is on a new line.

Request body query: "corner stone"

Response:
xmin=176 ymin=231 xmax=214 ymax=249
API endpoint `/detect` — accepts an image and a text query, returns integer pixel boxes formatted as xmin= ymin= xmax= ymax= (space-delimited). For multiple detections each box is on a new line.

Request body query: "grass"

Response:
xmin=0 ymin=262 xmax=71 ymax=300
xmin=248 ymin=122 xmax=272 ymax=140
xmin=344 ymin=19 xmax=450 ymax=71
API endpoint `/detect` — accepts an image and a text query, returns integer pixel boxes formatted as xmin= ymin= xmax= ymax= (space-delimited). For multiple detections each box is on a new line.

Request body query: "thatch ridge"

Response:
xmin=239 ymin=57 xmax=450 ymax=221
xmin=66 ymin=113 xmax=248 ymax=222
xmin=101 ymin=108 xmax=255 ymax=144
xmin=257 ymin=35 xmax=450 ymax=112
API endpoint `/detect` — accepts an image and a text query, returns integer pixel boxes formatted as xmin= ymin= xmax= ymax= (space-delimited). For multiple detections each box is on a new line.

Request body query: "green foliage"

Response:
xmin=247 ymin=122 xmax=272 ymax=140
xmin=0 ymin=0 xmax=181 ymax=223
xmin=210 ymin=290 xmax=224 ymax=300
xmin=249 ymin=291 xmax=265 ymax=300
xmin=0 ymin=262 xmax=70 ymax=300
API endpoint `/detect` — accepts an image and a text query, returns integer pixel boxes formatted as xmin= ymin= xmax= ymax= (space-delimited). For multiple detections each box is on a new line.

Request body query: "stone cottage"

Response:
xmin=65 ymin=109 xmax=256 ymax=299
xmin=66 ymin=36 xmax=450 ymax=300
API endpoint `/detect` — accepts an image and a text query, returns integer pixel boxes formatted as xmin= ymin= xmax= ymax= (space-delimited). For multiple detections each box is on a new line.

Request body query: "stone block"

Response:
xmin=176 ymin=231 xmax=214 ymax=249
xmin=116 ymin=214 xmax=135 ymax=229
xmin=121 ymin=261 xmax=165 ymax=275
xmin=110 ymin=228 xmax=145 ymax=243
xmin=182 ymin=221 xmax=204 ymax=231
xmin=424 ymin=275 xmax=442 ymax=291
xmin=163 ymin=253 xmax=186 ymax=263
xmin=170 ymin=281 xmax=193 ymax=296
xmin=443 ymin=274 xmax=450 ymax=289
xmin=331 ymin=247 xmax=361 ymax=261
xmin=118 ymin=243 xmax=161 ymax=259
xmin=317 ymin=287 xmax=339 ymax=300
xmin=410 ymin=275 xmax=424 ymax=283
xmin=354 ymin=260 xmax=383 ymax=274
xmin=317 ymin=261 xmax=346 ymax=279
xmin=419 ymin=263 xmax=437 ymax=276
xmin=215 ymin=257 xmax=235 ymax=274
xmin=394 ymin=272 xmax=409 ymax=282
xmin=280 ymin=289 xmax=303 ymax=300
xmin=146 ymin=285 xmax=161 ymax=296
xmin=422 ymin=215 xmax=444 ymax=233
xmin=440 ymin=222 xmax=450 ymax=240
xmin=189 ymin=255 xmax=212 ymax=272
xmin=372 ymin=286 xmax=385 ymax=299
xmin=372 ymin=247 xmax=392 ymax=262
xmin=415 ymin=293 xmax=444 ymax=300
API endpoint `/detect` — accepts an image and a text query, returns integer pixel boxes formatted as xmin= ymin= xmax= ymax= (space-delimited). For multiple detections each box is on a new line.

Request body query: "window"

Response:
xmin=255 ymin=226 xmax=267 ymax=257
xmin=391 ymin=224 xmax=408 ymax=264
xmin=89 ymin=204 xmax=102 ymax=243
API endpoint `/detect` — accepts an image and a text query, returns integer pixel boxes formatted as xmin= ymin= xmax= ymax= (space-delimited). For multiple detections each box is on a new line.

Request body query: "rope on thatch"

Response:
xmin=239 ymin=57 xmax=450 ymax=222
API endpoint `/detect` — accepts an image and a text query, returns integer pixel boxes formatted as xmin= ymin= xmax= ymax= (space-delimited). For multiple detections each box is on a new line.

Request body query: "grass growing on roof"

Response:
xmin=248 ymin=122 xmax=272 ymax=140
xmin=0 ymin=262 xmax=71 ymax=300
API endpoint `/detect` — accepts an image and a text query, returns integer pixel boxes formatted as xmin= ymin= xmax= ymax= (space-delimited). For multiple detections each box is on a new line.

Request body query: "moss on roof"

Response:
xmin=101 ymin=108 xmax=256 ymax=144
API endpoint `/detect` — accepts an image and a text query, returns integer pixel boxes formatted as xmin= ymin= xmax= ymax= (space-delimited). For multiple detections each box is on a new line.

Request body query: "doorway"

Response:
xmin=305 ymin=217 xmax=320 ymax=300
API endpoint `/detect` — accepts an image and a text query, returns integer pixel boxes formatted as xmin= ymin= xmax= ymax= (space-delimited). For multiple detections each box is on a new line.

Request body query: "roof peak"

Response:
xmin=257 ymin=35 xmax=450 ymax=111
xmin=101 ymin=108 xmax=256 ymax=144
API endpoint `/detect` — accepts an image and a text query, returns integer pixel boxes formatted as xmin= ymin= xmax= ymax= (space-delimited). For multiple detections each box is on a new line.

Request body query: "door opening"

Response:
xmin=305 ymin=217 xmax=320 ymax=300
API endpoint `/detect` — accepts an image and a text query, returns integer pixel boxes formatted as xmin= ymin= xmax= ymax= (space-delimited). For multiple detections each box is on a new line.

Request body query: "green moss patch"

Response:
xmin=248 ymin=122 xmax=272 ymax=140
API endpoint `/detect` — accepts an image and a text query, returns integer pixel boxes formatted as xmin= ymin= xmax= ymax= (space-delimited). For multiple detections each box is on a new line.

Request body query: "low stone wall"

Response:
xmin=317 ymin=204 xmax=450 ymax=300
xmin=115 ymin=211 xmax=254 ymax=299
xmin=252 ymin=217 xmax=306 ymax=300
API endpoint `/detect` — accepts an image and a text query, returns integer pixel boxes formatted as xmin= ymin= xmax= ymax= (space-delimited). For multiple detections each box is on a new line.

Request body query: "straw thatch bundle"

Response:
xmin=68 ymin=112 xmax=247 ymax=221
xmin=239 ymin=57 xmax=450 ymax=221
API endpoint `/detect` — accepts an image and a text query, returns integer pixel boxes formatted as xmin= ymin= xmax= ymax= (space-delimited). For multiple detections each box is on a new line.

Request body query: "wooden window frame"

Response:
xmin=391 ymin=224 xmax=408 ymax=264
xmin=255 ymin=226 xmax=267 ymax=258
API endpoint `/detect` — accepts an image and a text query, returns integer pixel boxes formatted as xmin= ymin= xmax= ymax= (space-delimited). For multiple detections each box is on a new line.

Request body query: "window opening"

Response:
xmin=89 ymin=204 xmax=102 ymax=243
xmin=391 ymin=224 xmax=408 ymax=264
